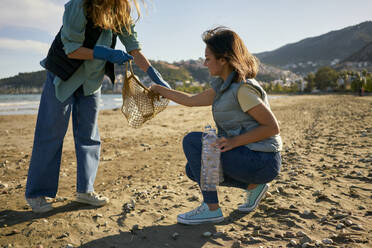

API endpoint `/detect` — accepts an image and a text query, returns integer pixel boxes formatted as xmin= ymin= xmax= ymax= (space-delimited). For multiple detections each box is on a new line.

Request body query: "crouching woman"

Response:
xmin=150 ymin=27 xmax=282 ymax=225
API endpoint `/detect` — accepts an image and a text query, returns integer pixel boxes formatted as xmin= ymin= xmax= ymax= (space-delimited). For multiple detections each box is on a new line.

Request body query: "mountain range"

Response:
xmin=255 ymin=21 xmax=372 ymax=74
xmin=343 ymin=41 xmax=372 ymax=62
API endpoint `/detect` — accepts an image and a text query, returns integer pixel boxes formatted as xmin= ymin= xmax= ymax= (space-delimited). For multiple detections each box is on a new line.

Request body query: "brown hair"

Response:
xmin=84 ymin=0 xmax=142 ymax=34
xmin=202 ymin=26 xmax=259 ymax=81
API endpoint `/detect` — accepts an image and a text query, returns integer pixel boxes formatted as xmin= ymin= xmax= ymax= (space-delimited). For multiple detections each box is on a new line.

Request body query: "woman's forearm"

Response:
xmin=231 ymin=124 xmax=279 ymax=147
xmin=155 ymin=86 xmax=195 ymax=106
xmin=152 ymin=86 xmax=215 ymax=107
xmin=230 ymin=103 xmax=280 ymax=147
xmin=129 ymin=49 xmax=150 ymax=72
xmin=67 ymin=47 xmax=94 ymax=60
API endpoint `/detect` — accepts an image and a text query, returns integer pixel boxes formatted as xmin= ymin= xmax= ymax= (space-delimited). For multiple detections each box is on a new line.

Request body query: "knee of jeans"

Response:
xmin=255 ymin=164 xmax=281 ymax=184
xmin=182 ymin=132 xmax=201 ymax=149
xmin=182 ymin=132 xmax=193 ymax=148
xmin=185 ymin=164 xmax=197 ymax=182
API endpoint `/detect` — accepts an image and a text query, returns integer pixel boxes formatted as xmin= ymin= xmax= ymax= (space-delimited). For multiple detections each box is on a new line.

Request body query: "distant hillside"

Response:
xmin=255 ymin=21 xmax=372 ymax=74
xmin=0 ymin=70 xmax=47 ymax=94
xmin=343 ymin=41 xmax=372 ymax=62
xmin=0 ymin=59 xmax=295 ymax=94
xmin=334 ymin=41 xmax=372 ymax=72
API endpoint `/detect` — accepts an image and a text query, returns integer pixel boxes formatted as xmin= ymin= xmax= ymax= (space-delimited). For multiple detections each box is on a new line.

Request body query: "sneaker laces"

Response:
xmin=186 ymin=204 xmax=206 ymax=217
xmin=87 ymin=192 xmax=101 ymax=199
xmin=30 ymin=197 xmax=47 ymax=207
xmin=244 ymin=190 xmax=253 ymax=206
xmin=245 ymin=190 xmax=252 ymax=204
xmin=41 ymin=197 xmax=48 ymax=204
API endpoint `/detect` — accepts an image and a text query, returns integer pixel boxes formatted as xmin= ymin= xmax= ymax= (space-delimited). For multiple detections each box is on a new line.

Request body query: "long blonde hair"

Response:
xmin=202 ymin=26 xmax=259 ymax=82
xmin=84 ymin=0 xmax=141 ymax=34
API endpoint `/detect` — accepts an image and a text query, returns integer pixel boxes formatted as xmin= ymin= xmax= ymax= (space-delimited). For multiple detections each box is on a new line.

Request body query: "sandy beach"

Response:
xmin=0 ymin=94 xmax=371 ymax=248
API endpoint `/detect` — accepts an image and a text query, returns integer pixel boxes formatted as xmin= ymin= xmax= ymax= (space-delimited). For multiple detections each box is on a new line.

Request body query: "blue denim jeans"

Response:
xmin=25 ymin=71 xmax=101 ymax=198
xmin=183 ymin=132 xmax=281 ymax=204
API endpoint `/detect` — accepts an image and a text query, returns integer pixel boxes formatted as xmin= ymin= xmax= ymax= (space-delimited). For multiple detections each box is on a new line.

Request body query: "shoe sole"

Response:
xmin=75 ymin=198 xmax=108 ymax=207
xmin=32 ymin=205 xmax=53 ymax=213
xmin=238 ymin=184 xmax=269 ymax=212
xmin=177 ymin=216 xmax=224 ymax=225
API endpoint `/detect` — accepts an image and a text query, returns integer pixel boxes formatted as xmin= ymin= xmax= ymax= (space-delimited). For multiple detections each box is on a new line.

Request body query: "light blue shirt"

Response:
xmin=41 ymin=0 xmax=141 ymax=102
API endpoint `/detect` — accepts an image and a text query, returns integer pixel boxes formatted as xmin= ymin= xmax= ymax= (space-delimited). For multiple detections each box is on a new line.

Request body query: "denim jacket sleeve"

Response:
xmin=61 ymin=0 xmax=87 ymax=55
xmin=118 ymin=24 xmax=141 ymax=52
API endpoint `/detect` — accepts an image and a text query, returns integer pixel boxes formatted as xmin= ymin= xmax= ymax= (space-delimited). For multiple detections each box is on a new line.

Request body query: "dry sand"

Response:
xmin=0 ymin=95 xmax=371 ymax=248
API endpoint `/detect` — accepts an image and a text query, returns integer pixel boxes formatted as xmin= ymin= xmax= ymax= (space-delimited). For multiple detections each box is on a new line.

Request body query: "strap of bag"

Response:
xmin=125 ymin=61 xmax=150 ymax=92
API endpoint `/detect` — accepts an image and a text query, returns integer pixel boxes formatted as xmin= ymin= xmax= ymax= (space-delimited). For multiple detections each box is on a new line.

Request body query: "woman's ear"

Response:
xmin=218 ymin=57 xmax=227 ymax=66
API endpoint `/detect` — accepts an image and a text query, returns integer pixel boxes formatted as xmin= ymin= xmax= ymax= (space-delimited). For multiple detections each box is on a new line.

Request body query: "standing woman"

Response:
xmin=25 ymin=0 xmax=169 ymax=213
xmin=150 ymin=27 xmax=282 ymax=225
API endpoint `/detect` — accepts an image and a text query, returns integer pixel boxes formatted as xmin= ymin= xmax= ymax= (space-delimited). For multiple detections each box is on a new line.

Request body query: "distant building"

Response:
xmin=337 ymin=78 xmax=345 ymax=87
xmin=174 ymin=81 xmax=183 ymax=87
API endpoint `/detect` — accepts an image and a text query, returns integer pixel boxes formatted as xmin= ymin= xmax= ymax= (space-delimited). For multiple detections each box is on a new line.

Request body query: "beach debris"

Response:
xmin=187 ymin=195 xmax=199 ymax=202
xmin=274 ymin=233 xmax=284 ymax=239
xmin=284 ymin=231 xmax=296 ymax=238
xmin=131 ymin=224 xmax=139 ymax=232
xmin=336 ymin=223 xmax=345 ymax=229
xmin=171 ymin=232 xmax=179 ymax=240
xmin=231 ymin=241 xmax=241 ymax=248
xmin=296 ymin=230 xmax=306 ymax=237
xmin=344 ymin=219 xmax=353 ymax=226
xmin=202 ymin=231 xmax=212 ymax=237
xmin=290 ymin=239 xmax=297 ymax=246
xmin=57 ymin=232 xmax=69 ymax=239
xmin=350 ymin=224 xmax=364 ymax=231
xmin=299 ymin=235 xmax=312 ymax=245
xmin=248 ymin=237 xmax=261 ymax=244
xmin=123 ymin=200 xmax=136 ymax=213
xmin=5 ymin=229 xmax=20 ymax=236
xmin=314 ymin=240 xmax=322 ymax=246
xmin=303 ymin=210 xmax=311 ymax=215
xmin=92 ymin=213 xmax=103 ymax=220
xmin=322 ymin=238 xmax=333 ymax=244
xmin=0 ymin=183 xmax=9 ymax=189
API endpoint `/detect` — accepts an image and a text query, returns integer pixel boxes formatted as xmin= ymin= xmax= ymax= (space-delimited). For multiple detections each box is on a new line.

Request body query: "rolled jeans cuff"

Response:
xmin=202 ymin=190 xmax=219 ymax=204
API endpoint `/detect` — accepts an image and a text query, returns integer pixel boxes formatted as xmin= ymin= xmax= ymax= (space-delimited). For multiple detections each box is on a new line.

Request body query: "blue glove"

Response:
xmin=146 ymin=66 xmax=171 ymax=88
xmin=93 ymin=45 xmax=133 ymax=64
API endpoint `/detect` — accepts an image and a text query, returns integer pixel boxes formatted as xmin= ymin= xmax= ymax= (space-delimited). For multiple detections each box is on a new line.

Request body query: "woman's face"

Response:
xmin=204 ymin=47 xmax=224 ymax=77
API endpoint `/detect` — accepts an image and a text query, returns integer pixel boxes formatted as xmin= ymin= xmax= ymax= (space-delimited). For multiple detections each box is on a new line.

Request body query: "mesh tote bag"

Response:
xmin=121 ymin=61 xmax=169 ymax=128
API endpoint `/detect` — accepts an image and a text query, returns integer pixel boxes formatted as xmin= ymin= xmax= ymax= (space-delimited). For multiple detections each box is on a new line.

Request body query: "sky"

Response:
xmin=0 ymin=0 xmax=371 ymax=79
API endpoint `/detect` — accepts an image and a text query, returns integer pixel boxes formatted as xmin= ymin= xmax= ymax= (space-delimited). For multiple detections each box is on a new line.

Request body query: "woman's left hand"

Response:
xmin=149 ymin=84 xmax=161 ymax=94
xmin=214 ymin=137 xmax=237 ymax=152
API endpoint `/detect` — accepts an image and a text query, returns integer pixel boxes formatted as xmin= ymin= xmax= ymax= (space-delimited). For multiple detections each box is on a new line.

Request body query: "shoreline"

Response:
xmin=0 ymin=94 xmax=287 ymax=116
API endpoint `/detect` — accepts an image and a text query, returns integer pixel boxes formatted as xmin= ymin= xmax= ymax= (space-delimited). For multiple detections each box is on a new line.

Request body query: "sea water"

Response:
xmin=0 ymin=94 xmax=148 ymax=115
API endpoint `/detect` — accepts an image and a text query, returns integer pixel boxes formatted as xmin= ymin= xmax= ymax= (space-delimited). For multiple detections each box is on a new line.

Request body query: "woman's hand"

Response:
xmin=149 ymin=84 xmax=162 ymax=95
xmin=214 ymin=136 xmax=237 ymax=152
xmin=93 ymin=45 xmax=133 ymax=64
xmin=146 ymin=66 xmax=171 ymax=88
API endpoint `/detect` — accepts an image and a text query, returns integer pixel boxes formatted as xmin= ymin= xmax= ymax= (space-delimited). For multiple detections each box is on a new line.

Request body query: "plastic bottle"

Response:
xmin=200 ymin=125 xmax=223 ymax=191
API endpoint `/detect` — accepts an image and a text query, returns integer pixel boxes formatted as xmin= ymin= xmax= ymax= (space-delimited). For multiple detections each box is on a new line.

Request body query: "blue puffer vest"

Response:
xmin=211 ymin=71 xmax=282 ymax=152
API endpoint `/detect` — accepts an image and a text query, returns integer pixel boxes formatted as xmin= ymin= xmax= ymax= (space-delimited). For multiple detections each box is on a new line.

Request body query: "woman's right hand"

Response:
xmin=93 ymin=45 xmax=133 ymax=64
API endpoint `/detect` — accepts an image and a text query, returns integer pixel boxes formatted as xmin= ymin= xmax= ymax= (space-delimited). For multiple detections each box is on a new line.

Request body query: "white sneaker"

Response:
xmin=26 ymin=196 xmax=53 ymax=213
xmin=76 ymin=192 xmax=109 ymax=206
xmin=177 ymin=203 xmax=224 ymax=225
